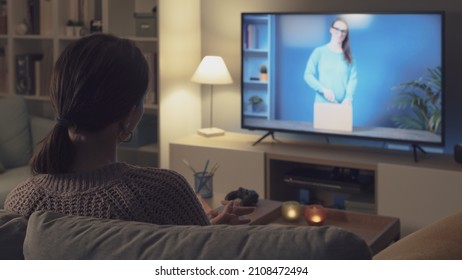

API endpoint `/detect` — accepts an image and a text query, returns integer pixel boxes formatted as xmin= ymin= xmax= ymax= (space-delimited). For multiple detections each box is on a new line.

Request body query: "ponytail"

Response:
xmin=30 ymin=124 xmax=76 ymax=175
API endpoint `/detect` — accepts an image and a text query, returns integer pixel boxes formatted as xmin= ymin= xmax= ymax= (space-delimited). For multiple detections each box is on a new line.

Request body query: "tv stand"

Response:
xmin=253 ymin=131 xmax=276 ymax=146
xmin=412 ymin=144 xmax=427 ymax=163
xmin=170 ymin=132 xmax=462 ymax=237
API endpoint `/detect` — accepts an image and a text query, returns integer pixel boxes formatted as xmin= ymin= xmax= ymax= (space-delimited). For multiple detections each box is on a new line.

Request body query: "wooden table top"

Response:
xmin=248 ymin=200 xmax=400 ymax=255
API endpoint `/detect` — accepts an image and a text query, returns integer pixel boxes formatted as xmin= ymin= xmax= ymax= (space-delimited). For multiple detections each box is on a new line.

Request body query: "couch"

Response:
xmin=0 ymin=96 xmax=54 ymax=205
xmin=0 ymin=209 xmax=373 ymax=260
xmin=373 ymin=208 xmax=462 ymax=260
xmin=3 ymin=208 xmax=462 ymax=260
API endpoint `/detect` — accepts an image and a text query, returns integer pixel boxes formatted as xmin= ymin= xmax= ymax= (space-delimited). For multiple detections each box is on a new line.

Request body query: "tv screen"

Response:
xmin=241 ymin=12 xmax=444 ymax=146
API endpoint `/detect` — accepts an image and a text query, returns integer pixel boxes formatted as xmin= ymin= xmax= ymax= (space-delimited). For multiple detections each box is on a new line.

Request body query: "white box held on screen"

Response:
xmin=314 ymin=103 xmax=353 ymax=132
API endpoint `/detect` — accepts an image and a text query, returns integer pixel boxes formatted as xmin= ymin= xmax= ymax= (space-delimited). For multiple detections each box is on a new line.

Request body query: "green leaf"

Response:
xmin=389 ymin=66 xmax=442 ymax=134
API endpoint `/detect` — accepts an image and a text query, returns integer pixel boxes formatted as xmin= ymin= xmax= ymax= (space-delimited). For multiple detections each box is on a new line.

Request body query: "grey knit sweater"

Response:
xmin=4 ymin=162 xmax=210 ymax=225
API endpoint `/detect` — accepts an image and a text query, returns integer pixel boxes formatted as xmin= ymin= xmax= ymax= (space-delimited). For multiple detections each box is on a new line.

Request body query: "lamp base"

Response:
xmin=197 ymin=127 xmax=226 ymax=137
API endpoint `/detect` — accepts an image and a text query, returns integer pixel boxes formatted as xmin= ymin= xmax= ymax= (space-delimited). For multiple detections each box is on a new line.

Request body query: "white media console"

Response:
xmin=170 ymin=132 xmax=462 ymax=236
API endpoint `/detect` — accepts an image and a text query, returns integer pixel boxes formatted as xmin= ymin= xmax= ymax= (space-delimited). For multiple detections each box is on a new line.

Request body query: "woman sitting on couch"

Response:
xmin=4 ymin=33 xmax=253 ymax=225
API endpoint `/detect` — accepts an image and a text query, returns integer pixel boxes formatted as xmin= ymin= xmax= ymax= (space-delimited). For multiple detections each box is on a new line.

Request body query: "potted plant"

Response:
xmin=260 ymin=65 xmax=268 ymax=81
xmin=248 ymin=95 xmax=264 ymax=112
xmin=390 ymin=66 xmax=442 ymax=134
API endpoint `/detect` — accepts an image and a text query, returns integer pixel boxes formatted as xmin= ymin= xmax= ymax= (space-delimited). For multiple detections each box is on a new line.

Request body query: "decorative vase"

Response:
xmin=260 ymin=73 xmax=268 ymax=81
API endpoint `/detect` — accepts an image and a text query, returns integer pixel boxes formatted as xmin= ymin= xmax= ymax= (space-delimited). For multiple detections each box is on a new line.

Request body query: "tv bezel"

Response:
xmin=240 ymin=11 xmax=446 ymax=147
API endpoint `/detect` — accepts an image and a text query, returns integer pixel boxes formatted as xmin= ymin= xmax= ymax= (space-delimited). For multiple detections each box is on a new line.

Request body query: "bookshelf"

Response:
xmin=242 ymin=14 xmax=274 ymax=119
xmin=0 ymin=0 xmax=159 ymax=167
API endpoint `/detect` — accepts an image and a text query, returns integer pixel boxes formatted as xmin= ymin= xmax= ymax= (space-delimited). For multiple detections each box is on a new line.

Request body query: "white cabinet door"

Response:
xmin=377 ymin=163 xmax=462 ymax=237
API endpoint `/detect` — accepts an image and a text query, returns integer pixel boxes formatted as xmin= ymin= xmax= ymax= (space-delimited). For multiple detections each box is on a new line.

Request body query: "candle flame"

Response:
xmin=311 ymin=215 xmax=322 ymax=223
xmin=287 ymin=209 xmax=297 ymax=218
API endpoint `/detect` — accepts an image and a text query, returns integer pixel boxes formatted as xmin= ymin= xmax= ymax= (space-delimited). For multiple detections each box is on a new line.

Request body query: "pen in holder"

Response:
xmin=194 ymin=172 xmax=214 ymax=198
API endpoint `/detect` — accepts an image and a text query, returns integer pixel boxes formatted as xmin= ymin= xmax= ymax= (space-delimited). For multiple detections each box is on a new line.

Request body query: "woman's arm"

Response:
xmin=344 ymin=61 xmax=358 ymax=104
xmin=304 ymin=48 xmax=326 ymax=94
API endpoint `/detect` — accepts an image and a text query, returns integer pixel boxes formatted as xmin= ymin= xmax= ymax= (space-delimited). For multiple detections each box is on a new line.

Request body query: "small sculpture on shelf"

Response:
xmin=259 ymin=65 xmax=268 ymax=81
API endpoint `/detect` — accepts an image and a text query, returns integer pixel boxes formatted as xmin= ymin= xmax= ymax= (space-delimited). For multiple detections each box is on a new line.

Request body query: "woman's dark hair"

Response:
xmin=31 ymin=33 xmax=149 ymax=175
xmin=331 ymin=18 xmax=353 ymax=64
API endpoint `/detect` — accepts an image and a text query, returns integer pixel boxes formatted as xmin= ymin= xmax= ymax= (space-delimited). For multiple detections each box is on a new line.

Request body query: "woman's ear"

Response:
xmin=118 ymin=106 xmax=136 ymax=131
xmin=123 ymin=104 xmax=144 ymax=132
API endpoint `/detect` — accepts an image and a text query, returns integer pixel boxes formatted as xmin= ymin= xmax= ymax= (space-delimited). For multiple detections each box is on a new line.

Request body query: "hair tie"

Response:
xmin=56 ymin=117 xmax=74 ymax=128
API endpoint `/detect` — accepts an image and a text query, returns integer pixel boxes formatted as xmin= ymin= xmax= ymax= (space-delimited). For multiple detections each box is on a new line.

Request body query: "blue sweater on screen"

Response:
xmin=304 ymin=44 xmax=357 ymax=104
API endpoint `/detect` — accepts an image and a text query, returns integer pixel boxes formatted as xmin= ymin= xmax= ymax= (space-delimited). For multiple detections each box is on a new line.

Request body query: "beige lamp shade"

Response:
xmin=191 ymin=56 xmax=233 ymax=85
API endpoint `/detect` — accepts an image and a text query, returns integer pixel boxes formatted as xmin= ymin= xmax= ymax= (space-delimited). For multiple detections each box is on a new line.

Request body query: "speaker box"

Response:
xmin=15 ymin=54 xmax=43 ymax=95
xmin=454 ymin=144 xmax=462 ymax=164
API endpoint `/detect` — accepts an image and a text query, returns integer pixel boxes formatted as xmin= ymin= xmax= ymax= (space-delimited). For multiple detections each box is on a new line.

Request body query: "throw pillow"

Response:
xmin=0 ymin=210 xmax=28 ymax=260
xmin=0 ymin=96 xmax=32 ymax=168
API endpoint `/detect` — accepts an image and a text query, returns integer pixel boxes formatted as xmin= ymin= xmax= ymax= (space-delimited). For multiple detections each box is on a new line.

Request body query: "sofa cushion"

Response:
xmin=0 ymin=96 xmax=32 ymax=168
xmin=24 ymin=211 xmax=372 ymax=260
xmin=0 ymin=165 xmax=31 ymax=206
xmin=0 ymin=210 xmax=28 ymax=260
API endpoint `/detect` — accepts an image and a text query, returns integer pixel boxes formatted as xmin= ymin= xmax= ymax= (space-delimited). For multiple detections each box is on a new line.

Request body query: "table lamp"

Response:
xmin=191 ymin=56 xmax=233 ymax=137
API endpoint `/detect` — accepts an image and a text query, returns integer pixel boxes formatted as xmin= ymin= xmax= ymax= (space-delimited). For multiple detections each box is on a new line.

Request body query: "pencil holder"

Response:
xmin=194 ymin=172 xmax=214 ymax=198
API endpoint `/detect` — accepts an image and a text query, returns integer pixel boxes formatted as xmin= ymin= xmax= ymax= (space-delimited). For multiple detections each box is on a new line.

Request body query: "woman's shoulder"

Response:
xmin=8 ymin=176 xmax=40 ymax=193
xmin=119 ymin=163 xmax=197 ymax=203
xmin=4 ymin=176 xmax=42 ymax=210
xmin=309 ymin=44 xmax=329 ymax=58
xmin=121 ymin=162 xmax=189 ymax=187
xmin=317 ymin=44 xmax=334 ymax=53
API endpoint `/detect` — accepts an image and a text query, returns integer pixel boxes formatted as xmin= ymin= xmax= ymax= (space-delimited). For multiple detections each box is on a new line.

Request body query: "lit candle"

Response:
xmin=305 ymin=204 xmax=326 ymax=226
xmin=281 ymin=201 xmax=301 ymax=222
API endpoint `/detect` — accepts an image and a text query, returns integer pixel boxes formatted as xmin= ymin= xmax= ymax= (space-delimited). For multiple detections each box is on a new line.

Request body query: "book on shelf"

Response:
xmin=28 ymin=0 xmax=41 ymax=35
xmin=0 ymin=0 xmax=6 ymax=35
xmin=34 ymin=60 xmax=41 ymax=96
xmin=244 ymin=24 xmax=258 ymax=49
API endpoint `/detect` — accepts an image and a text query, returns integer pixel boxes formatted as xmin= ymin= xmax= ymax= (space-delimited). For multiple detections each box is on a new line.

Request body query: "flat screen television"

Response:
xmin=241 ymin=12 xmax=444 ymax=147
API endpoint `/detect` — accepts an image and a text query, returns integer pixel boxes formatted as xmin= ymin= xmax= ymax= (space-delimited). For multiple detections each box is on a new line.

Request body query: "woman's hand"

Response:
xmin=209 ymin=200 xmax=255 ymax=225
xmin=323 ymin=88 xmax=337 ymax=103
xmin=341 ymin=99 xmax=351 ymax=106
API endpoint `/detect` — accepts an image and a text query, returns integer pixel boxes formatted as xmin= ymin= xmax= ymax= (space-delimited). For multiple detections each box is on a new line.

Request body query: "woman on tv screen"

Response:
xmin=304 ymin=17 xmax=358 ymax=106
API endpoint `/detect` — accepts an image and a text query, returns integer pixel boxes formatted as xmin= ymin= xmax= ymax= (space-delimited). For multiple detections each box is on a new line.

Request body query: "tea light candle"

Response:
xmin=281 ymin=201 xmax=302 ymax=222
xmin=305 ymin=204 xmax=326 ymax=226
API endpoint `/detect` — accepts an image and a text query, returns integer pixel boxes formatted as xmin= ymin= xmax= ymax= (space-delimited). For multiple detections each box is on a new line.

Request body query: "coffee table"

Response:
xmin=246 ymin=200 xmax=400 ymax=255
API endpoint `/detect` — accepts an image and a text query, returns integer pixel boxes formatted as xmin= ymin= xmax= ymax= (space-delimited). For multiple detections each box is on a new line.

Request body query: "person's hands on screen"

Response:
xmin=323 ymin=89 xmax=337 ymax=103
xmin=341 ymin=99 xmax=351 ymax=106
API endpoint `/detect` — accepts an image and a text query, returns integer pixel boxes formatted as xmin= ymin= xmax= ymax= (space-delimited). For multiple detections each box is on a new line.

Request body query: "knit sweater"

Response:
xmin=4 ymin=162 xmax=210 ymax=225
xmin=304 ymin=44 xmax=357 ymax=104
